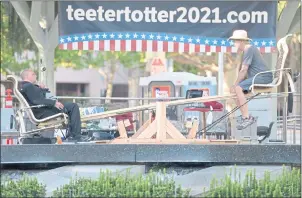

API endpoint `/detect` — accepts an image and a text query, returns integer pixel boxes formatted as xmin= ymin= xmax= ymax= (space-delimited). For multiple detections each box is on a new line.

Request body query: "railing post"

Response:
xmin=282 ymin=96 xmax=287 ymax=143
xmin=293 ymin=116 xmax=296 ymax=144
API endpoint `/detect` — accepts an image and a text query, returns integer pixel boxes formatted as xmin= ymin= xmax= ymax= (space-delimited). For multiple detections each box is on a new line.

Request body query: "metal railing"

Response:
xmin=277 ymin=115 xmax=301 ymax=144
xmin=0 ymin=95 xmax=184 ymax=109
xmin=276 ymin=93 xmax=301 ymax=144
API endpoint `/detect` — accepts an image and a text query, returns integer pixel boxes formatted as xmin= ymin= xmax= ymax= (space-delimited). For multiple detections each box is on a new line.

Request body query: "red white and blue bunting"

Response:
xmin=59 ymin=32 xmax=276 ymax=53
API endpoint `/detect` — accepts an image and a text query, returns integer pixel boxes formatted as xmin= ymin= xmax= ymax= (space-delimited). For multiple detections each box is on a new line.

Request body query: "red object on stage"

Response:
xmin=203 ymin=101 xmax=223 ymax=109
xmin=5 ymin=89 xmax=13 ymax=108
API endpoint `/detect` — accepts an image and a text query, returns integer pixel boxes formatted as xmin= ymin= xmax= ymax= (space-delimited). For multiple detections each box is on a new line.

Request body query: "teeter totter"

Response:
xmin=7 ymin=34 xmax=295 ymax=144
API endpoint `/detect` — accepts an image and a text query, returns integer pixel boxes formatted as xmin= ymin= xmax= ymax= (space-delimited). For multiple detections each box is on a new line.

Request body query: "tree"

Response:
xmin=54 ymin=49 xmax=145 ymax=102
xmin=0 ymin=2 xmax=37 ymax=75
xmin=278 ymin=1 xmax=287 ymax=20
xmin=173 ymin=60 xmax=200 ymax=75
xmin=167 ymin=52 xmax=240 ymax=75
xmin=54 ymin=48 xmax=84 ymax=69
xmin=88 ymin=51 xmax=144 ymax=103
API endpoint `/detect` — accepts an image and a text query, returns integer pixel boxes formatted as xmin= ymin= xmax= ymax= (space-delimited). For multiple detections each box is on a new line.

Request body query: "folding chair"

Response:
xmin=249 ymin=34 xmax=296 ymax=95
xmin=7 ymin=75 xmax=69 ymax=143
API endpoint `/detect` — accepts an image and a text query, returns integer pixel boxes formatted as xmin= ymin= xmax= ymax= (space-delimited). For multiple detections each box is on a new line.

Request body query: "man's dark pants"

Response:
xmin=37 ymin=102 xmax=81 ymax=138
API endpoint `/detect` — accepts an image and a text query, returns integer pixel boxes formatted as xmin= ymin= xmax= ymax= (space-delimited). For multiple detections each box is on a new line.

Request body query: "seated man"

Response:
xmin=20 ymin=69 xmax=85 ymax=142
xmin=229 ymin=30 xmax=273 ymax=129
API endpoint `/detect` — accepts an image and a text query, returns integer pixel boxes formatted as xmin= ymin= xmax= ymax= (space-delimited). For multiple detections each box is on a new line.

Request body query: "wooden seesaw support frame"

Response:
xmin=86 ymin=94 xmax=241 ymax=144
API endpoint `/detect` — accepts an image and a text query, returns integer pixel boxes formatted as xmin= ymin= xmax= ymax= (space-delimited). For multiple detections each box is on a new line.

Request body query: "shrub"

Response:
xmin=205 ymin=166 xmax=301 ymax=198
xmin=1 ymin=174 xmax=46 ymax=198
xmin=1 ymin=166 xmax=300 ymax=198
xmin=52 ymin=168 xmax=191 ymax=197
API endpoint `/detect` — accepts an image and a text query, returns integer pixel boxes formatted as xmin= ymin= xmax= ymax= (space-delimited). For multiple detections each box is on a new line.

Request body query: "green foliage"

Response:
xmin=1 ymin=174 xmax=46 ymax=198
xmin=1 ymin=2 xmax=37 ymax=73
xmin=1 ymin=167 xmax=301 ymax=198
xmin=54 ymin=49 xmax=84 ymax=69
xmin=166 ymin=52 xmax=201 ymax=75
xmin=52 ymin=168 xmax=190 ymax=198
xmin=1 ymin=2 xmax=37 ymax=53
xmin=173 ymin=61 xmax=200 ymax=75
xmin=54 ymin=49 xmax=144 ymax=69
xmin=278 ymin=1 xmax=287 ymax=20
xmin=206 ymin=166 xmax=301 ymax=198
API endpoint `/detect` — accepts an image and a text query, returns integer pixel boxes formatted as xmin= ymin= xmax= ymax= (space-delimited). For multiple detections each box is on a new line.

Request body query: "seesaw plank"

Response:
xmin=81 ymin=94 xmax=236 ymax=121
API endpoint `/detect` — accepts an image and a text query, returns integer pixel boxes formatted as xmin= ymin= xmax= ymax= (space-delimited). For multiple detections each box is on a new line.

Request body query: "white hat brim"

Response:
xmin=228 ymin=36 xmax=252 ymax=41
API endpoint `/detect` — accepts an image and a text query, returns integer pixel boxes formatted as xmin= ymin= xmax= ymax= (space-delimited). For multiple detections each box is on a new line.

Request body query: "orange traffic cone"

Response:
xmin=56 ymin=136 xmax=62 ymax=144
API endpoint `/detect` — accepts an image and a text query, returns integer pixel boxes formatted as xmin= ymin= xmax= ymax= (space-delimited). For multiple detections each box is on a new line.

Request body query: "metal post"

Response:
xmin=218 ymin=52 xmax=224 ymax=96
xmin=293 ymin=115 xmax=296 ymax=144
xmin=283 ymin=96 xmax=288 ymax=143
xmin=44 ymin=50 xmax=55 ymax=94
xmin=141 ymin=87 xmax=144 ymax=125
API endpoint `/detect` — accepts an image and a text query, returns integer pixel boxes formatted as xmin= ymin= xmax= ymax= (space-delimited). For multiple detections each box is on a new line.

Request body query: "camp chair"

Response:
xmin=249 ymin=34 xmax=296 ymax=95
xmin=7 ymin=75 xmax=69 ymax=141
xmin=257 ymin=122 xmax=274 ymax=144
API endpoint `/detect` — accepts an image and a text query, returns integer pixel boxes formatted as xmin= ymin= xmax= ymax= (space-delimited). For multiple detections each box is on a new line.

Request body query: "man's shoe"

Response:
xmin=63 ymin=136 xmax=79 ymax=143
xmin=77 ymin=135 xmax=90 ymax=142
xmin=71 ymin=135 xmax=90 ymax=142
xmin=63 ymin=133 xmax=90 ymax=143
xmin=237 ymin=116 xmax=255 ymax=130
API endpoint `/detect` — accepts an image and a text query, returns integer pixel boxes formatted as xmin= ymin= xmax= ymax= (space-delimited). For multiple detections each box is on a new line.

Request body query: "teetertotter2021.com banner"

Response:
xmin=58 ymin=1 xmax=277 ymax=53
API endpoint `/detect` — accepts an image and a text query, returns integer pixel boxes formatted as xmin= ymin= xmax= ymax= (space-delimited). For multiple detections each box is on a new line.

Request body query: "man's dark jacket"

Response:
xmin=20 ymin=81 xmax=57 ymax=118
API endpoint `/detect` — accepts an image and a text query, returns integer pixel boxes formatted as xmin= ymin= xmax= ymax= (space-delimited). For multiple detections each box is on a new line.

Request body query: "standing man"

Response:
xmin=20 ymin=69 xmax=85 ymax=142
xmin=228 ymin=30 xmax=273 ymax=129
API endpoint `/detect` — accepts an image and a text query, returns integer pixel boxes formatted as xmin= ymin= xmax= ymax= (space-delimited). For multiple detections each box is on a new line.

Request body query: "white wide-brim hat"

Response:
xmin=228 ymin=30 xmax=252 ymax=41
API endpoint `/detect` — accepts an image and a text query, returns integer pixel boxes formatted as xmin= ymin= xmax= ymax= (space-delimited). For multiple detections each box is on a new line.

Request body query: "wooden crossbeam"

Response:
xmin=156 ymin=102 xmax=166 ymax=140
xmin=136 ymin=120 xmax=157 ymax=138
xmin=166 ymin=120 xmax=186 ymax=139
xmin=131 ymin=119 xmax=151 ymax=138
xmin=117 ymin=121 xmax=128 ymax=138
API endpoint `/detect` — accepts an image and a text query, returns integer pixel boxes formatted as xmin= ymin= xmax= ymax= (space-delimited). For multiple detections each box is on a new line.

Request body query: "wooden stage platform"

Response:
xmin=1 ymin=143 xmax=300 ymax=165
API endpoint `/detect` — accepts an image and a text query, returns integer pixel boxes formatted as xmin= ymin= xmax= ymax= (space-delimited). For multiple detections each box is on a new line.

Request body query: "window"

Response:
xmin=111 ymin=84 xmax=129 ymax=103
xmin=56 ymin=83 xmax=88 ymax=96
